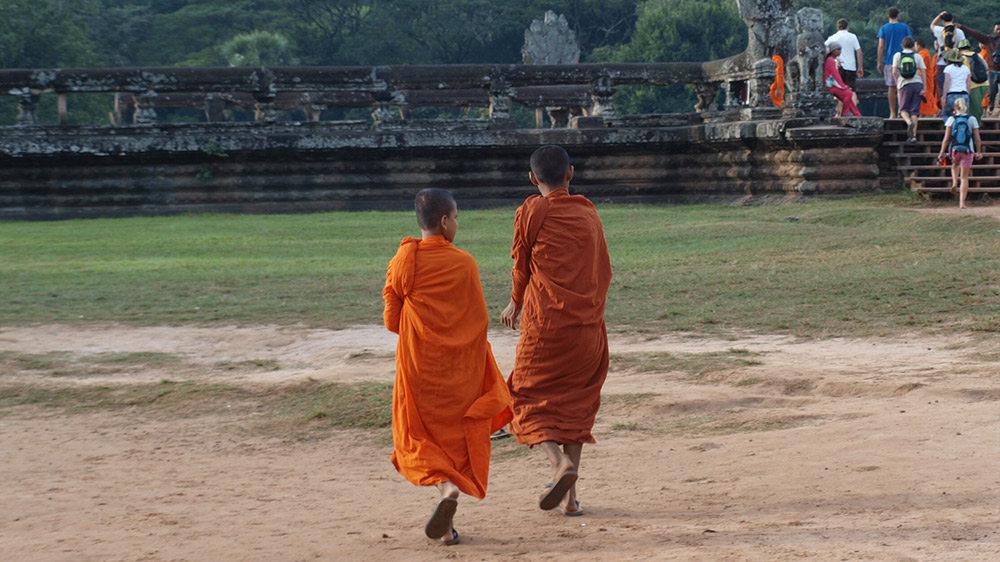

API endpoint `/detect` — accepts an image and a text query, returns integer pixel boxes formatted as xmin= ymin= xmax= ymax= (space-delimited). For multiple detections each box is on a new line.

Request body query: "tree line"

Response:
xmin=2 ymin=0 xmax=998 ymax=122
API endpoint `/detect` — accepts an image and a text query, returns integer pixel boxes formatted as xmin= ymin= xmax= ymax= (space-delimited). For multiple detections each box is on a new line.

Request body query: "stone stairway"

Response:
xmin=886 ymin=117 xmax=1000 ymax=194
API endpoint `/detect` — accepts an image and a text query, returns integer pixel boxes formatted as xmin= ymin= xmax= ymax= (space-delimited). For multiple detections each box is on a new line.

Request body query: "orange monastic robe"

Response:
xmin=922 ymin=50 xmax=940 ymax=116
xmin=383 ymin=235 xmax=512 ymax=499
xmin=770 ymin=55 xmax=785 ymax=108
xmin=507 ymin=189 xmax=613 ymax=446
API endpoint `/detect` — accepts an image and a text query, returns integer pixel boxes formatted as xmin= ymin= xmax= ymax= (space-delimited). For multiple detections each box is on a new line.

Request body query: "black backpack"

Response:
xmin=969 ymin=53 xmax=988 ymax=83
xmin=943 ymin=25 xmax=957 ymax=49
xmin=993 ymin=47 xmax=1000 ymax=66
xmin=950 ymin=115 xmax=973 ymax=153
xmin=899 ymin=52 xmax=918 ymax=79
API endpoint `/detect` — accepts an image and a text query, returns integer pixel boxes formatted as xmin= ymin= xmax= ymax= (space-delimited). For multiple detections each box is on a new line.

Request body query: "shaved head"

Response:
xmin=530 ymin=145 xmax=571 ymax=185
xmin=415 ymin=188 xmax=456 ymax=230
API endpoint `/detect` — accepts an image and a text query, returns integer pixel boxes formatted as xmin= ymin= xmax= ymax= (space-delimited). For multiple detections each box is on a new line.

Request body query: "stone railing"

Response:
xmin=0 ymin=62 xmax=775 ymax=128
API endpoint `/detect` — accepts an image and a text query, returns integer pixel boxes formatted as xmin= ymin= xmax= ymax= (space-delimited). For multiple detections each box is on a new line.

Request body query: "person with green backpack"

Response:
xmin=892 ymin=36 xmax=927 ymax=142
xmin=958 ymin=39 xmax=989 ymax=122
xmin=937 ymin=97 xmax=982 ymax=209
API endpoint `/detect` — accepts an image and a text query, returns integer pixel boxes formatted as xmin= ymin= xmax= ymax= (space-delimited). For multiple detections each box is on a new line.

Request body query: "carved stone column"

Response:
xmin=371 ymin=102 xmax=396 ymax=124
xmin=749 ymin=57 xmax=778 ymax=108
xmin=253 ymin=99 xmax=277 ymax=122
xmin=783 ymin=8 xmax=837 ymax=118
xmin=204 ymin=94 xmax=226 ymax=122
xmin=589 ymin=73 xmax=616 ymax=118
xmin=371 ymin=87 xmax=398 ymax=128
xmin=13 ymin=88 xmax=40 ymax=126
xmin=694 ymin=82 xmax=720 ymax=112
xmin=546 ymin=107 xmax=570 ymax=128
xmin=488 ymin=75 xmax=514 ymax=128
xmin=133 ymin=90 xmax=158 ymax=125
xmin=253 ymin=67 xmax=278 ymax=123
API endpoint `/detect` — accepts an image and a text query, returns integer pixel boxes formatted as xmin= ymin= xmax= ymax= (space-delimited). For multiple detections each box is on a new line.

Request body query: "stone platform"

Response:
xmin=0 ymin=117 xmax=883 ymax=220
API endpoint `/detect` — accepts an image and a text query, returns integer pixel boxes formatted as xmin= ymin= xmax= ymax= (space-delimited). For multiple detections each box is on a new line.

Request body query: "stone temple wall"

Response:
xmin=0 ymin=116 xmax=882 ymax=219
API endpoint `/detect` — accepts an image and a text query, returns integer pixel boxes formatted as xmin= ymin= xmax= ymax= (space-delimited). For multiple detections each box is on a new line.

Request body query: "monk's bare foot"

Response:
xmin=557 ymin=497 xmax=584 ymax=517
xmin=438 ymin=481 xmax=460 ymax=500
xmin=440 ymin=527 xmax=460 ymax=545
xmin=425 ymin=482 xmax=460 ymax=540
xmin=539 ymin=459 xmax=577 ymax=510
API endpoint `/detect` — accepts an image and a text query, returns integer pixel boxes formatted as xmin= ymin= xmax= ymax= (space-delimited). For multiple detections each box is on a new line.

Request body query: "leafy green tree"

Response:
xmin=0 ymin=0 xmax=98 ymax=68
xmin=221 ymin=30 xmax=297 ymax=66
xmin=84 ymin=3 xmax=156 ymax=67
xmin=592 ymin=0 xmax=745 ymax=114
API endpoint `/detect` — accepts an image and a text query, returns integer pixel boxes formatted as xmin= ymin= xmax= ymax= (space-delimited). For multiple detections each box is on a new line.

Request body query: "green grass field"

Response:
xmin=2 ymin=192 xmax=999 ymax=337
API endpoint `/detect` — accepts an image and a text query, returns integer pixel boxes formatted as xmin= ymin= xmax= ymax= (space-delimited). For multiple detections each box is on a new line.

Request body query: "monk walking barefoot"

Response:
xmin=384 ymin=188 xmax=513 ymax=544
xmin=501 ymin=146 xmax=612 ymax=516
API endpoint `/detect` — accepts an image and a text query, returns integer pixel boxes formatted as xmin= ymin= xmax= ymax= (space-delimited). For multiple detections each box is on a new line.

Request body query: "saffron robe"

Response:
xmin=921 ymin=50 xmax=940 ymax=116
xmin=383 ymin=235 xmax=512 ymax=499
xmin=507 ymin=189 xmax=613 ymax=446
xmin=769 ymin=55 xmax=785 ymax=107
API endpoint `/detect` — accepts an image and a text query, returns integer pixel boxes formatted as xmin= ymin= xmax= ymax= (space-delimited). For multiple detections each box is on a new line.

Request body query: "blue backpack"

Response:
xmin=950 ymin=115 xmax=972 ymax=153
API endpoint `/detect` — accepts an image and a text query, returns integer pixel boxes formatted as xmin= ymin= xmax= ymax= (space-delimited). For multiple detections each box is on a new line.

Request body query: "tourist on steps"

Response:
xmin=825 ymin=18 xmax=864 ymax=91
xmin=957 ymin=39 xmax=989 ymax=123
xmin=931 ymin=11 xmax=966 ymax=108
xmin=825 ymin=42 xmax=862 ymax=117
xmin=892 ymin=36 xmax=927 ymax=142
xmin=941 ymin=48 xmax=971 ymax=120
xmin=937 ymin=97 xmax=982 ymax=209
xmin=878 ymin=7 xmax=914 ymax=118
xmin=955 ymin=20 xmax=1000 ymax=115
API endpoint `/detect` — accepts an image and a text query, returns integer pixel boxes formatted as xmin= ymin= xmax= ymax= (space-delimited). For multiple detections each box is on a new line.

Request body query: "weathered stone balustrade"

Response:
xmin=0 ymin=62 xmax=774 ymax=128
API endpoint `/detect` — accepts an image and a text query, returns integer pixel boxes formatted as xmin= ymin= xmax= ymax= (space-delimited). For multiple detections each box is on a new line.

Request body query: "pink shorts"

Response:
xmin=950 ymin=150 xmax=975 ymax=168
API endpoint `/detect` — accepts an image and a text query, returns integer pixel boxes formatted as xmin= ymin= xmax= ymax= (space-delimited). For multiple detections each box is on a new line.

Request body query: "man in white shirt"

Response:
xmin=931 ymin=11 xmax=966 ymax=94
xmin=826 ymin=18 xmax=864 ymax=91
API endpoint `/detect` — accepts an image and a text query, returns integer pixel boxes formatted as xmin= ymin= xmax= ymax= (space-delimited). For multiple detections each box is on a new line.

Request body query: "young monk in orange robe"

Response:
xmin=383 ymin=188 xmax=512 ymax=546
xmin=501 ymin=145 xmax=613 ymax=517
xmin=918 ymin=40 xmax=939 ymax=116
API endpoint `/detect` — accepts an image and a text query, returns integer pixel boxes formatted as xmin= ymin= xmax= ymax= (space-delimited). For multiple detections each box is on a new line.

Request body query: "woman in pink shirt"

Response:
xmin=825 ymin=42 xmax=862 ymax=116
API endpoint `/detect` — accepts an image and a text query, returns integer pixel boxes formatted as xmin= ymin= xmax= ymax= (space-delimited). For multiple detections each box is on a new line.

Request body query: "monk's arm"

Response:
xmin=382 ymin=271 xmax=402 ymax=334
xmin=502 ymin=206 xmax=532 ymax=329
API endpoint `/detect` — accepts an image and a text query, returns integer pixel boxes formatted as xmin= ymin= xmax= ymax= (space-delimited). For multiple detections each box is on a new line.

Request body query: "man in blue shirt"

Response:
xmin=877 ymin=6 xmax=914 ymax=118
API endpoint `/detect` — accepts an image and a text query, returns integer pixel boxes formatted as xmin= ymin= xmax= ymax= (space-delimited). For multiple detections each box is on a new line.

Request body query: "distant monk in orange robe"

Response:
xmin=501 ymin=145 xmax=613 ymax=517
xmin=383 ymin=188 xmax=512 ymax=546
xmin=917 ymin=39 xmax=939 ymax=116
xmin=770 ymin=55 xmax=785 ymax=107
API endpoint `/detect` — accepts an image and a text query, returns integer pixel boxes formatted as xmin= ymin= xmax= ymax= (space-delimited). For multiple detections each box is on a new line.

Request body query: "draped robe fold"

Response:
xmin=922 ymin=50 xmax=940 ymax=116
xmin=383 ymin=235 xmax=512 ymax=499
xmin=507 ymin=189 xmax=613 ymax=446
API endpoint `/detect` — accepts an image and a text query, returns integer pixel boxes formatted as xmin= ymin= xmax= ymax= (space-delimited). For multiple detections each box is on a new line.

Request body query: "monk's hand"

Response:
xmin=501 ymin=300 xmax=521 ymax=330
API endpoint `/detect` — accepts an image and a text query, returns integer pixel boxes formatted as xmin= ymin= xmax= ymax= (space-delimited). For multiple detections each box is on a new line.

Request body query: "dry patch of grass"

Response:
xmin=264 ymin=380 xmax=392 ymax=429
xmin=0 ymin=378 xmax=396 ymax=441
xmin=214 ymin=359 xmax=282 ymax=372
xmin=0 ymin=379 xmax=242 ymax=415
xmin=609 ymin=348 xmax=764 ymax=378
xmin=0 ymin=351 xmax=185 ymax=378
xmin=655 ymin=413 xmax=820 ymax=437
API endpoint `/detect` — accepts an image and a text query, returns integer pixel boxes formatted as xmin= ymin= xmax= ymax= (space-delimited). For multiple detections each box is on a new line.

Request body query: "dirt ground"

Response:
xmin=2 ymin=324 xmax=999 ymax=562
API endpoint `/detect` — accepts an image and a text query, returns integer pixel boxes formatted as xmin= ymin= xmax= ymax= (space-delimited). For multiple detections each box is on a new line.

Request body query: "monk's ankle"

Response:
xmin=439 ymin=481 xmax=460 ymax=500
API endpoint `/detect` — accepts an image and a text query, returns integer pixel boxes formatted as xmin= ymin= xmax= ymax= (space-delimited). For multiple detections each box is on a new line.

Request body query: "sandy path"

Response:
xmin=2 ymin=324 xmax=999 ymax=561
